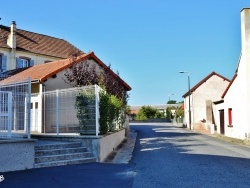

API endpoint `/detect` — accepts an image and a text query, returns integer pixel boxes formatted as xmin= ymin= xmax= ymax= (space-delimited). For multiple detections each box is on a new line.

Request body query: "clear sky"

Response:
xmin=1 ymin=1 xmax=249 ymax=106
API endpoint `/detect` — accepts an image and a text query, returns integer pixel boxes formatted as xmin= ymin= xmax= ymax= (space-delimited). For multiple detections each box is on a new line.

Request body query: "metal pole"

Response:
xmin=188 ymin=74 xmax=191 ymax=130
xmin=27 ymin=77 xmax=31 ymax=138
xmin=56 ymin=89 xmax=59 ymax=135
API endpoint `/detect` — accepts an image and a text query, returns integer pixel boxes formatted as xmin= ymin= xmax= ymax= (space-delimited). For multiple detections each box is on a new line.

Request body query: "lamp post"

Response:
xmin=179 ymin=71 xmax=192 ymax=130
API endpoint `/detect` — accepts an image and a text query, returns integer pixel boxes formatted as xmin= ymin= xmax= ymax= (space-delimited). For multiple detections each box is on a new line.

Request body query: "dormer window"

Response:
xmin=16 ymin=57 xmax=34 ymax=68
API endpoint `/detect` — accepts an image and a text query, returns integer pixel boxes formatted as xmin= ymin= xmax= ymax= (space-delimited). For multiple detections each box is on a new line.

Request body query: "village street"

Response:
xmin=2 ymin=123 xmax=250 ymax=187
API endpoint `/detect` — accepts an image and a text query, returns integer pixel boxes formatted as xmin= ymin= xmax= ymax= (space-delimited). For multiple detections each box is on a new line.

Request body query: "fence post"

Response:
xmin=7 ymin=92 xmax=12 ymax=138
xmin=95 ymin=85 xmax=100 ymax=136
xmin=26 ymin=77 xmax=31 ymax=139
xmin=56 ymin=89 xmax=60 ymax=135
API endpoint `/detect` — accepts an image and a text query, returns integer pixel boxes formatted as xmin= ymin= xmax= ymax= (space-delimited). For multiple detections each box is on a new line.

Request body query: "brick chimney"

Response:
xmin=7 ymin=21 xmax=16 ymax=49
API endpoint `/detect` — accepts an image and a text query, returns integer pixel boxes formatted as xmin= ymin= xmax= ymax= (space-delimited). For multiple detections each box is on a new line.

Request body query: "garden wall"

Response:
xmin=0 ymin=139 xmax=35 ymax=172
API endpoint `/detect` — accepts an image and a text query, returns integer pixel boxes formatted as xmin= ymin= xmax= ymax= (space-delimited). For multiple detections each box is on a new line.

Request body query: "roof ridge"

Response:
xmin=1 ymin=23 xmax=66 ymax=41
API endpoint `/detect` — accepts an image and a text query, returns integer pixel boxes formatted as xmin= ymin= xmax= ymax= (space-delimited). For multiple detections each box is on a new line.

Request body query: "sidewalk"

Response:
xmin=104 ymin=130 xmax=137 ymax=164
xmin=192 ymin=127 xmax=250 ymax=147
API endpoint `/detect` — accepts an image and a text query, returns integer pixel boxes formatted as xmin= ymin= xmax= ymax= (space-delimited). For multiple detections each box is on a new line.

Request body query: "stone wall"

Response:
xmin=0 ymin=139 xmax=35 ymax=172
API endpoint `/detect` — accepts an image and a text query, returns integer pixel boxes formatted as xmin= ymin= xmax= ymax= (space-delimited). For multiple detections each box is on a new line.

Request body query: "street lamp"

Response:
xmin=179 ymin=71 xmax=192 ymax=130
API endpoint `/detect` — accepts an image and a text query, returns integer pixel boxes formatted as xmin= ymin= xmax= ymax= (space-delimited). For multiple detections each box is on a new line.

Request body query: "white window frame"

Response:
xmin=20 ymin=58 xmax=29 ymax=68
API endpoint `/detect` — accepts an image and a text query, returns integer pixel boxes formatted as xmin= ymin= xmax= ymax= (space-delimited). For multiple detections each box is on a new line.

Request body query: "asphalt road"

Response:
xmin=2 ymin=123 xmax=250 ymax=188
xmin=131 ymin=123 xmax=250 ymax=187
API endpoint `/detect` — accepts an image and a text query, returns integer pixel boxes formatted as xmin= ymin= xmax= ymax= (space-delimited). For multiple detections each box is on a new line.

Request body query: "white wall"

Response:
xmin=217 ymin=9 xmax=250 ymax=140
xmin=184 ymin=74 xmax=229 ymax=129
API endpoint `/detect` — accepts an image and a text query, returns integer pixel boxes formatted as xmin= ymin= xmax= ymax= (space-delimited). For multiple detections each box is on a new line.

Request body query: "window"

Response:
xmin=20 ymin=59 xmax=29 ymax=68
xmin=0 ymin=54 xmax=7 ymax=72
xmin=228 ymin=108 xmax=232 ymax=126
xmin=16 ymin=57 xmax=34 ymax=68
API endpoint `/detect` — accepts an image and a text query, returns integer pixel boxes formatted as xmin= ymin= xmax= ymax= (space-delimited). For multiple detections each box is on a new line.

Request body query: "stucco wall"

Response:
xmin=99 ymin=129 xmax=125 ymax=162
xmin=221 ymin=9 xmax=250 ymax=140
xmin=0 ymin=139 xmax=35 ymax=172
xmin=0 ymin=48 xmax=61 ymax=71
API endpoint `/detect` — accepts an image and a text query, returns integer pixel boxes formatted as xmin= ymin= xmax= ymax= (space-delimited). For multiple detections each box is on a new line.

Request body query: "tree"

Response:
xmin=167 ymin=100 xmax=177 ymax=104
xmin=136 ymin=105 xmax=162 ymax=120
xmin=64 ymin=58 xmax=128 ymax=104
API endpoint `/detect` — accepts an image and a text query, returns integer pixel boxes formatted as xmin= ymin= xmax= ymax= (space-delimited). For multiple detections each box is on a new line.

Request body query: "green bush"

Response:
xmin=75 ymin=91 xmax=95 ymax=133
xmin=99 ymin=91 xmax=125 ymax=135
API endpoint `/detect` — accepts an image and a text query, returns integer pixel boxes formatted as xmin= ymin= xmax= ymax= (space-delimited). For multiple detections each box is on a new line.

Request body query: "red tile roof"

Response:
xmin=182 ymin=71 xmax=230 ymax=98
xmin=0 ymin=24 xmax=83 ymax=58
xmin=0 ymin=52 xmax=131 ymax=91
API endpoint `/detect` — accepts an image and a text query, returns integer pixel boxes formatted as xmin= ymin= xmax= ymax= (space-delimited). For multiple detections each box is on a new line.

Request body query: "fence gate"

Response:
xmin=0 ymin=91 xmax=12 ymax=138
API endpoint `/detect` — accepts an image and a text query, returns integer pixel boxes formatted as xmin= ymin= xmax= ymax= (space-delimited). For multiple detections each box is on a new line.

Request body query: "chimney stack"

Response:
xmin=7 ymin=21 xmax=16 ymax=49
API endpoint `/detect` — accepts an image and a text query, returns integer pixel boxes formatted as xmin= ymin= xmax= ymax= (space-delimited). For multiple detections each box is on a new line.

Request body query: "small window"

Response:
xmin=228 ymin=108 xmax=232 ymax=126
xmin=16 ymin=57 xmax=34 ymax=68
xmin=20 ymin=59 xmax=29 ymax=68
xmin=0 ymin=54 xmax=7 ymax=72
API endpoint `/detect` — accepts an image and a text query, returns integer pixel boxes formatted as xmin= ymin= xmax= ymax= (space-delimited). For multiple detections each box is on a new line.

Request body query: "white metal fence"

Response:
xmin=0 ymin=79 xmax=31 ymax=138
xmin=32 ymin=85 xmax=100 ymax=136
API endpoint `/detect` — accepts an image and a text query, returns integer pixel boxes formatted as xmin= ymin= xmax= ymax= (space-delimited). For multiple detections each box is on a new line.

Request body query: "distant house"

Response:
xmin=0 ymin=52 xmax=131 ymax=133
xmin=213 ymin=8 xmax=250 ymax=140
xmin=182 ymin=72 xmax=230 ymax=130
xmin=0 ymin=21 xmax=82 ymax=75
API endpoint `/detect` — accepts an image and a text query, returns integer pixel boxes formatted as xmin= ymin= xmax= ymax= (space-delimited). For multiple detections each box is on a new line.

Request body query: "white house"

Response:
xmin=182 ymin=72 xmax=230 ymax=130
xmin=213 ymin=8 xmax=250 ymax=140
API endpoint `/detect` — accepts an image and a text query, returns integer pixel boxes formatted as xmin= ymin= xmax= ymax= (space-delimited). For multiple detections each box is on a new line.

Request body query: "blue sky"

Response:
xmin=1 ymin=1 xmax=249 ymax=105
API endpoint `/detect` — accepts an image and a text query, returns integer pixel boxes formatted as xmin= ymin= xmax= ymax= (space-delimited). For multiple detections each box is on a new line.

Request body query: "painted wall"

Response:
xmin=184 ymin=75 xmax=229 ymax=130
xmin=0 ymin=47 xmax=62 ymax=71
xmin=220 ymin=9 xmax=250 ymax=140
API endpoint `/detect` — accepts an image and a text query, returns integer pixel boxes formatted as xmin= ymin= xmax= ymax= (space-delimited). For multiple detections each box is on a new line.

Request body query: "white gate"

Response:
xmin=0 ymin=91 xmax=12 ymax=138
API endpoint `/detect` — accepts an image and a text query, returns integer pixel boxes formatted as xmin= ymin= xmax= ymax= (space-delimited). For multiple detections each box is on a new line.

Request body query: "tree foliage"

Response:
xmin=66 ymin=57 xmax=129 ymax=135
xmin=64 ymin=58 xmax=128 ymax=104
xmin=136 ymin=105 xmax=164 ymax=120
xmin=167 ymin=100 xmax=177 ymax=104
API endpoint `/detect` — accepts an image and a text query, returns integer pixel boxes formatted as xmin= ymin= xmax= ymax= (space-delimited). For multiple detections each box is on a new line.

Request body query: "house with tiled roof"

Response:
xmin=213 ymin=9 xmax=250 ymax=140
xmin=181 ymin=71 xmax=230 ymax=131
xmin=0 ymin=51 xmax=131 ymax=133
xmin=0 ymin=21 xmax=83 ymax=74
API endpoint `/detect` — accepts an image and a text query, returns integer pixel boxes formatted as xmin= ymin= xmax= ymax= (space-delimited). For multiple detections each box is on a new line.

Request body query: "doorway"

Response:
xmin=219 ymin=110 xmax=225 ymax=134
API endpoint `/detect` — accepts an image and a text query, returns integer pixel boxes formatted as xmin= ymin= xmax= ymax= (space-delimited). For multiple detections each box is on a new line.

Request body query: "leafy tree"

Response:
xmin=64 ymin=58 xmax=128 ymax=104
xmin=136 ymin=105 xmax=163 ymax=120
xmin=167 ymin=100 xmax=177 ymax=104
xmin=65 ymin=57 xmax=129 ymax=135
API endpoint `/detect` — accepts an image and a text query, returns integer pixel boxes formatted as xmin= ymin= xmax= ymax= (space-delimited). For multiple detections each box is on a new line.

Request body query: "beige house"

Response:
xmin=213 ymin=8 xmax=250 ymax=140
xmin=0 ymin=21 xmax=82 ymax=73
xmin=0 ymin=52 xmax=131 ymax=134
xmin=182 ymin=72 xmax=230 ymax=130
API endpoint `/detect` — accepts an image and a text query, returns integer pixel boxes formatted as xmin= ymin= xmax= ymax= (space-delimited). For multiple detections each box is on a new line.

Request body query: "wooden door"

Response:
xmin=219 ymin=110 xmax=225 ymax=135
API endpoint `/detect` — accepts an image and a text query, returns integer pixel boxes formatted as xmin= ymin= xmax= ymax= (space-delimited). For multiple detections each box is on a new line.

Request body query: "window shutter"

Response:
xmin=16 ymin=57 xmax=22 ymax=68
xmin=2 ymin=55 xmax=7 ymax=71
xmin=30 ymin=60 xmax=34 ymax=67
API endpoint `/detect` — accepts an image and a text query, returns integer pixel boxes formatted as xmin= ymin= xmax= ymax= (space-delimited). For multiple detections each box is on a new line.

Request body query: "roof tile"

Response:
xmin=0 ymin=24 xmax=83 ymax=58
